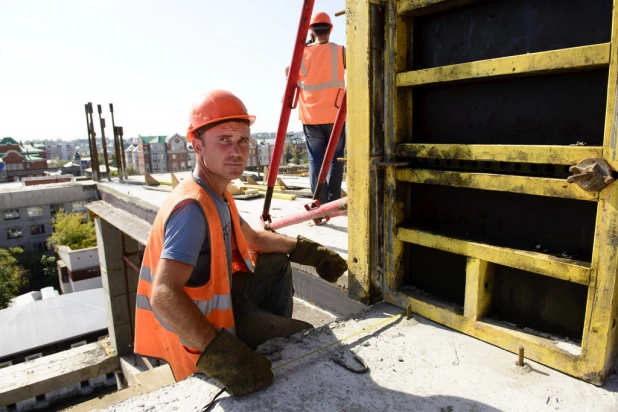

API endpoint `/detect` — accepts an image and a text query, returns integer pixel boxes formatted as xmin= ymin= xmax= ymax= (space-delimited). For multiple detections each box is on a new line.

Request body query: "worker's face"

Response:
xmin=195 ymin=121 xmax=250 ymax=181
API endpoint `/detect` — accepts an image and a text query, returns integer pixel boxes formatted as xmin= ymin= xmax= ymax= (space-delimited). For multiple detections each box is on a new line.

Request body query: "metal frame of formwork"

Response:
xmin=347 ymin=0 xmax=618 ymax=384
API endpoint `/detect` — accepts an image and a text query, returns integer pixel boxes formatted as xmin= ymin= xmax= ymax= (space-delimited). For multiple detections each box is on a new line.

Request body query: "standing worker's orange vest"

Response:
xmin=134 ymin=177 xmax=253 ymax=381
xmin=297 ymin=42 xmax=345 ymax=125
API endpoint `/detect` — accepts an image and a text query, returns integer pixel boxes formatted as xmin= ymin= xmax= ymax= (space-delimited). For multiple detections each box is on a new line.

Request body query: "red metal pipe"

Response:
xmin=262 ymin=0 xmax=315 ymax=224
xmin=311 ymin=88 xmax=347 ymax=207
xmin=266 ymin=197 xmax=348 ymax=231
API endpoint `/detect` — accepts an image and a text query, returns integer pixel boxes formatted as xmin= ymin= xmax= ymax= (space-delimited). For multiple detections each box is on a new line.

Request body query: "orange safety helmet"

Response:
xmin=187 ymin=90 xmax=256 ymax=141
xmin=310 ymin=11 xmax=332 ymax=27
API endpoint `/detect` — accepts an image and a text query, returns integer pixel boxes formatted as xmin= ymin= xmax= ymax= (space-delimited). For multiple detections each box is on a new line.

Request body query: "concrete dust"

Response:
xmin=95 ymin=302 xmax=618 ymax=412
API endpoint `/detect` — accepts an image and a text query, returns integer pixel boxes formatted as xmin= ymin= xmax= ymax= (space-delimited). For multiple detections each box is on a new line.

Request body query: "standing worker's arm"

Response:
xmin=150 ymin=258 xmax=216 ymax=352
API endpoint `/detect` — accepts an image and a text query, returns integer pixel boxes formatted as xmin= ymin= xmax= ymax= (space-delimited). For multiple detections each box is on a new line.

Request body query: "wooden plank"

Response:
xmin=397 ymin=44 xmax=610 ymax=87
xmin=0 ymin=340 xmax=119 ymax=406
xmin=396 ymin=168 xmax=599 ymax=202
xmin=396 ymin=144 xmax=603 ymax=165
xmin=383 ymin=290 xmax=593 ymax=381
xmin=397 ymin=227 xmax=591 ymax=285
xmin=398 ymin=0 xmax=481 ymax=16
xmin=464 ymin=258 xmax=494 ymax=320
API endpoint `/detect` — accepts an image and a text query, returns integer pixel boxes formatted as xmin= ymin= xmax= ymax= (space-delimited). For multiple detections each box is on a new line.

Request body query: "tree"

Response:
xmin=41 ymin=255 xmax=58 ymax=288
xmin=0 ymin=247 xmax=28 ymax=309
xmin=47 ymin=210 xmax=97 ymax=252
xmin=126 ymin=167 xmax=139 ymax=176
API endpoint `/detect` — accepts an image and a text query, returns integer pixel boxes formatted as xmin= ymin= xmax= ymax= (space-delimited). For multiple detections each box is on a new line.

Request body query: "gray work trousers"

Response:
xmin=234 ymin=252 xmax=294 ymax=318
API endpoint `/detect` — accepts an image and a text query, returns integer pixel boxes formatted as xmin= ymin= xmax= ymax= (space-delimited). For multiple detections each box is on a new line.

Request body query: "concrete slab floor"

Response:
xmin=93 ymin=302 xmax=618 ymax=412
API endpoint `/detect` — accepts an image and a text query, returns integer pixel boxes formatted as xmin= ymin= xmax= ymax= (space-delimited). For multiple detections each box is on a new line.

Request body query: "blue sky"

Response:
xmin=0 ymin=0 xmax=346 ymax=140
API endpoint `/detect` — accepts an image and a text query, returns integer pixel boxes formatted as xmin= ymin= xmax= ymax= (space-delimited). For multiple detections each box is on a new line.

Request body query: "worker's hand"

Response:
xmin=289 ymin=236 xmax=348 ymax=283
xmin=196 ymin=329 xmax=273 ymax=396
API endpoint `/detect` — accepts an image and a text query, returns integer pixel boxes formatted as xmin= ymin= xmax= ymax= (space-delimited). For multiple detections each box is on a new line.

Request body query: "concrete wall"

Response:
xmin=58 ymin=246 xmax=99 ymax=271
xmin=70 ymin=277 xmax=103 ymax=293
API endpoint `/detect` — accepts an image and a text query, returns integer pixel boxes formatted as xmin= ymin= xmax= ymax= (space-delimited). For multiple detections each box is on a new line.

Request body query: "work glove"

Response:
xmin=289 ymin=235 xmax=348 ymax=283
xmin=196 ymin=328 xmax=273 ymax=396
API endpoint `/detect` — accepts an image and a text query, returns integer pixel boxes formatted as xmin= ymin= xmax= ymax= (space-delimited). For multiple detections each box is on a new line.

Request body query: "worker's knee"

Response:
xmin=255 ymin=252 xmax=292 ymax=278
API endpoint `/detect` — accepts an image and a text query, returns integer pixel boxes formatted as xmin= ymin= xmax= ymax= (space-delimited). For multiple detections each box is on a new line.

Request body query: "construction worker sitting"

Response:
xmin=133 ymin=90 xmax=348 ymax=396
xmin=287 ymin=11 xmax=346 ymax=206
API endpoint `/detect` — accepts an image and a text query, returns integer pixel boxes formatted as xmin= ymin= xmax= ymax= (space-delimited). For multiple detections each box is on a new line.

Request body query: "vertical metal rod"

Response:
xmin=109 ymin=104 xmax=123 ymax=181
xmin=97 ymin=104 xmax=112 ymax=181
xmin=262 ymin=0 xmax=315 ymax=224
xmin=118 ymin=126 xmax=128 ymax=179
xmin=84 ymin=104 xmax=96 ymax=181
xmin=516 ymin=346 xmax=525 ymax=367
xmin=120 ymin=233 xmax=137 ymax=366
xmin=87 ymin=103 xmax=101 ymax=182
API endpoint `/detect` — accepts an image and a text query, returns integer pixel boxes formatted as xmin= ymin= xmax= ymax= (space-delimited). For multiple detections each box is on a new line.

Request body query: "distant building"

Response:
xmin=0 ymin=181 xmax=98 ymax=252
xmin=124 ymin=144 xmax=138 ymax=172
xmin=0 ymin=137 xmax=48 ymax=182
xmin=44 ymin=140 xmax=76 ymax=161
xmin=136 ymin=135 xmax=168 ymax=174
xmin=0 ymin=288 xmax=114 ymax=412
xmin=166 ymin=134 xmax=189 ymax=172
xmin=57 ymin=246 xmax=101 ymax=294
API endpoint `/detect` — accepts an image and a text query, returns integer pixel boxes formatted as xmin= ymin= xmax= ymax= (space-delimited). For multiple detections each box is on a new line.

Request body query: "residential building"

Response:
xmin=0 ymin=181 xmax=98 ymax=252
xmin=247 ymin=138 xmax=259 ymax=167
xmin=136 ymin=136 xmax=168 ymax=174
xmin=0 ymin=288 xmax=115 ymax=412
xmin=124 ymin=144 xmax=138 ymax=172
xmin=45 ymin=140 xmax=76 ymax=161
xmin=165 ymin=134 xmax=189 ymax=172
xmin=57 ymin=246 xmax=101 ymax=294
xmin=0 ymin=137 xmax=48 ymax=182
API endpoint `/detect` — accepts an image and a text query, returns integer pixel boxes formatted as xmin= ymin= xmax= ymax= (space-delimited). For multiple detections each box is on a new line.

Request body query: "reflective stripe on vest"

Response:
xmin=134 ymin=177 xmax=250 ymax=382
xmin=297 ymin=42 xmax=345 ymax=125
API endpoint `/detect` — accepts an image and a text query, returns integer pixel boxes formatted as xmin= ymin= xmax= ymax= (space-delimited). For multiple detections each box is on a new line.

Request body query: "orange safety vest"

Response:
xmin=297 ymin=42 xmax=345 ymax=125
xmin=134 ymin=177 xmax=254 ymax=382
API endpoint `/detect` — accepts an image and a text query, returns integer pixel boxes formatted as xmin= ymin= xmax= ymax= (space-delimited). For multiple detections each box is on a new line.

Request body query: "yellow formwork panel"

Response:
xmin=346 ymin=0 xmax=618 ymax=385
xmin=396 ymin=44 xmax=610 ymax=87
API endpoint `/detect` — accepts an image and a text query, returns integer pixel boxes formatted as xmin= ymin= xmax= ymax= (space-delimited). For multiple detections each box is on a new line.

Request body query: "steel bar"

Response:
xmin=262 ymin=0 xmax=315 ymax=224
xmin=97 ymin=105 xmax=112 ymax=181
xmin=117 ymin=126 xmax=128 ymax=179
xmin=109 ymin=104 xmax=123 ymax=181
xmin=86 ymin=103 xmax=100 ymax=182
xmin=266 ymin=197 xmax=348 ymax=231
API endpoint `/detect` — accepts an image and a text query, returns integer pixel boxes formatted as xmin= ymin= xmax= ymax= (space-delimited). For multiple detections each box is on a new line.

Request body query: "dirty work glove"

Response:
xmin=196 ymin=329 xmax=273 ymax=396
xmin=289 ymin=235 xmax=348 ymax=283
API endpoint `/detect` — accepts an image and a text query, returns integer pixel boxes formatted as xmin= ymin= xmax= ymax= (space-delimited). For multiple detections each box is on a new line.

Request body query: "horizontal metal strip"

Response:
xmin=396 ymin=227 xmax=591 ymax=285
xmin=396 ymin=169 xmax=599 ymax=202
xmin=383 ymin=291 xmax=587 ymax=379
xmin=397 ymin=0 xmax=481 ymax=16
xmin=396 ymin=44 xmax=610 ymax=87
xmin=396 ymin=144 xmax=603 ymax=165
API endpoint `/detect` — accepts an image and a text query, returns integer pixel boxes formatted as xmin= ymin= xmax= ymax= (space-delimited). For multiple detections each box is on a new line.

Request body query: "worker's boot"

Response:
xmin=232 ymin=270 xmax=313 ymax=350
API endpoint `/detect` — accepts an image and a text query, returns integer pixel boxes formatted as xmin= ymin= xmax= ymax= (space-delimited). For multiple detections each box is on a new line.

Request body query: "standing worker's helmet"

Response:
xmin=187 ymin=90 xmax=256 ymax=142
xmin=310 ymin=12 xmax=332 ymax=33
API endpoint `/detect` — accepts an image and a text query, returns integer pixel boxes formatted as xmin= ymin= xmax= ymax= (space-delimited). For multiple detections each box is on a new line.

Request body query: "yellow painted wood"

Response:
xmin=464 ymin=258 xmax=494 ymax=320
xmin=581 ymin=2 xmax=618 ymax=381
xmin=604 ymin=3 xmax=618 ymax=170
xmin=346 ymin=0 xmax=373 ymax=301
xmin=397 ymin=144 xmax=603 ymax=165
xmin=397 ymin=227 xmax=591 ymax=285
xmin=383 ymin=290 xmax=591 ymax=381
xmin=397 ymin=44 xmax=610 ymax=87
xmin=397 ymin=0 xmax=481 ymax=16
xmin=396 ymin=169 xmax=599 ymax=202
xmin=384 ymin=1 xmax=409 ymax=293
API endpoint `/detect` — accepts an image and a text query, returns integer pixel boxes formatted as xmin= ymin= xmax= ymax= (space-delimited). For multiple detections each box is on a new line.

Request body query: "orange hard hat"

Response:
xmin=310 ymin=12 xmax=332 ymax=27
xmin=187 ymin=90 xmax=255 ymax=141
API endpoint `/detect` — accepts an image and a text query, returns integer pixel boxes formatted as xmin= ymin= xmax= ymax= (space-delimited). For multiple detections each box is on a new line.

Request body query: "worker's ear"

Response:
xmin=192 ymin=135 xmax=205 ymax=155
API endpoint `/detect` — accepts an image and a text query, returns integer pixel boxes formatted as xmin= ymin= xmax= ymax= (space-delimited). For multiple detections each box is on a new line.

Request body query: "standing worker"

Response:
xmin=134 ymin=90 xmax=348 ymax=396
xmin=287 ymin=11 xmax=346 ymax=206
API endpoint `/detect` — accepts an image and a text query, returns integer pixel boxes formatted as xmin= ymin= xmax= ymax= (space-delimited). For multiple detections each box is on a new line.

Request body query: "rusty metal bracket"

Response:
xmin=567 ymin=158 xmax=615 ymax=192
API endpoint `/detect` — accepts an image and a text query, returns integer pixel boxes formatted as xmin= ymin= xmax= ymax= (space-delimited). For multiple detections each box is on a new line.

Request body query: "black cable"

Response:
xmin=200 ymin=387 xmax=226 ymax=411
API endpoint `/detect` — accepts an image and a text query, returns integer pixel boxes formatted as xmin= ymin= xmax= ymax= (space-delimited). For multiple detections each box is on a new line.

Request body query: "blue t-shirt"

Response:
xmin=160 ymin=175 xmax=245 ymax=286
